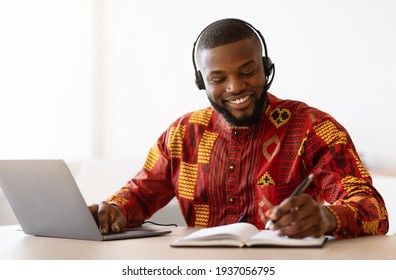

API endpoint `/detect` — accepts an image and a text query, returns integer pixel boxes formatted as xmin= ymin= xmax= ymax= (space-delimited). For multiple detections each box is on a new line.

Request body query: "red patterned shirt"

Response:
xmin=108 ymin=93 xmax=389 ymax=239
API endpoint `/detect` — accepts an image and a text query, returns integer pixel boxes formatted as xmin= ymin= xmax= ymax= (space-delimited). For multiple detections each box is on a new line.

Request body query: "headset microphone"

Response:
xmin=192 ymin=19 xmax=275 ymax=91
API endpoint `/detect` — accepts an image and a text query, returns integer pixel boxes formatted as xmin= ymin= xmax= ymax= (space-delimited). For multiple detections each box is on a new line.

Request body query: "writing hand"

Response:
xmin=88 ymin=201 xmax=126 ymax=234
xmin=265 ymin=194 xmax=337 ymax=238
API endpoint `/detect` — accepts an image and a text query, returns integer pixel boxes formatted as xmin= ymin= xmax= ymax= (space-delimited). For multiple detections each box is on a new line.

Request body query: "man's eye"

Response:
xmin=210 ymin=77 xmax=225 ymax=84
xmin=241 ymin=70 xmax=255 ymax=76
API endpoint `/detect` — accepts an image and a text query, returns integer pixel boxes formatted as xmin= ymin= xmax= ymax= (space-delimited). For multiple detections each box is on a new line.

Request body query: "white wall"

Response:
xmin=0 ymin=0 xmax=94 ymax=159
xmin=1 ymin=0 xmax=396 ymax=171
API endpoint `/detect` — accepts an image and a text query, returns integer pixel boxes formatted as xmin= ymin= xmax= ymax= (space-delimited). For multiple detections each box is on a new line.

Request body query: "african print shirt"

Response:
xmin=107 ymin=93 xmax=389 ymax=239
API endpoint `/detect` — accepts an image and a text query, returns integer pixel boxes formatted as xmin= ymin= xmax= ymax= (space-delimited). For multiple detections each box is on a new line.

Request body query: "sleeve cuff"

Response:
xmin=326 ymin=205 xmax=356 ymax=239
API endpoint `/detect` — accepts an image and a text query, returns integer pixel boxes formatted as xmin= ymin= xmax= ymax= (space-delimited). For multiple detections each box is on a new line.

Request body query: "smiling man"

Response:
xmin=197 ymin=34 xmax=267 ymax=127
xmin=89 ymin=18 xmax=388 ymax=240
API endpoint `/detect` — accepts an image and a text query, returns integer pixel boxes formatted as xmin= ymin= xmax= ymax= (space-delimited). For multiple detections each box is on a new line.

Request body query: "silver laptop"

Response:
xmin=0 ymin=160 xmax=172 ymax=241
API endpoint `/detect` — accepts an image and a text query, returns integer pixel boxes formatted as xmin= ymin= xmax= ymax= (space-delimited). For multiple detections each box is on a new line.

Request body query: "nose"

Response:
xmin=226 ymin=76 xmax=246 ymax=94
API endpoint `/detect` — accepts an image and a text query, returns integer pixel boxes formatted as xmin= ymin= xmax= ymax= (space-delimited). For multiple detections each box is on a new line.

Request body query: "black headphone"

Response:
xmin=192 ymin=19 xmax=275 ymax=91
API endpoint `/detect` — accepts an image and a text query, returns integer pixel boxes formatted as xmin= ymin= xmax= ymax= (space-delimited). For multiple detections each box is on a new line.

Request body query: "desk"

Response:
xmin=0 ymin=225 xmax=395 ymax=260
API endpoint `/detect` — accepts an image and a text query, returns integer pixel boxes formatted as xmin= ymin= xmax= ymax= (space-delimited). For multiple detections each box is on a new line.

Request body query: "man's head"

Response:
xmin=193 ymin=18 xmax=272 ymax=126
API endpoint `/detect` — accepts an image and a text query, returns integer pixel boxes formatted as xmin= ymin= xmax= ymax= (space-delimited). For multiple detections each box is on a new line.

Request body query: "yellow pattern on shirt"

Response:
xmin=178 ymin=161 xmax=198 ymax=200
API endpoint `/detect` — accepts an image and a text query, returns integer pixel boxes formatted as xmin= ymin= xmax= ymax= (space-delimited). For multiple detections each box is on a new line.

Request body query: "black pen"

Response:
xmin=265 ymin=173 xmax=314 ymax=230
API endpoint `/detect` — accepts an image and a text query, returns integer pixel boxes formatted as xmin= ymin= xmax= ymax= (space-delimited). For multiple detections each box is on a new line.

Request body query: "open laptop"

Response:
xmin=0 ymin=160 xmax=172 ymax=241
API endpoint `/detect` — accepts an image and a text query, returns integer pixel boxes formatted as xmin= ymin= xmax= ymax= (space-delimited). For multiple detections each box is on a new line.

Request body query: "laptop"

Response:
xmin=0 ymin=160 xmax=172 ymax=241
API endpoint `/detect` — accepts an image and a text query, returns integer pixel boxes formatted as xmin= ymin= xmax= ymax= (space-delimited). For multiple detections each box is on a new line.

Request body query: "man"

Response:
xmin=89 ymin=18 xmax=388 ymax=239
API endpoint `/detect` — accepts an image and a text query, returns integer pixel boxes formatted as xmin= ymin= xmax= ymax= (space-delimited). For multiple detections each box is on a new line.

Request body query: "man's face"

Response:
xmin=199 ymin=38 xmax=267 ymax=126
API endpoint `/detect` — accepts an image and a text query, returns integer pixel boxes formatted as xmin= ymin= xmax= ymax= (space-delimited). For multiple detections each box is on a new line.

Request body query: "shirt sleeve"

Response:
xmin=106 ymin=131 xmax=176 ymax=227
xmin=303 ymin=116 xmax=389 ymax=239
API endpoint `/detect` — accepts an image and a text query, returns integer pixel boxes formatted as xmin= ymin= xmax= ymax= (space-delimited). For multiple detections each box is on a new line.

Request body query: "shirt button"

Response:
xmin=233 ymin=131 xmax=239 ymax=136
xmin=229 ymin=165 xmax=234 ymax=171
xmin=229 ymin=197 xmax=234 ymax=203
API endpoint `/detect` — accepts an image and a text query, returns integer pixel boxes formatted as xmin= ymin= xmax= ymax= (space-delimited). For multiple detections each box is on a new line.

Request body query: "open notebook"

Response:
xmin=0 ymin=160 xmax=172 ymax=241
xmin=171 ymin=222 xmax=326 ymax=248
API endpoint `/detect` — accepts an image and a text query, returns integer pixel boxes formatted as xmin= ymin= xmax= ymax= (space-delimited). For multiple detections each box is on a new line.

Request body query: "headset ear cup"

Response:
xmin=195 ymin=70 xmax=205 ymax=90
xmin=262 ymin=57 xmax=273 ymax=77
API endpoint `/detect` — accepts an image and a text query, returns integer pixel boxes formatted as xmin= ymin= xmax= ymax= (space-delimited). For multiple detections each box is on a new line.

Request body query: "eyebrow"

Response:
xmin=208 ymin=60 xmax=255 ymax=75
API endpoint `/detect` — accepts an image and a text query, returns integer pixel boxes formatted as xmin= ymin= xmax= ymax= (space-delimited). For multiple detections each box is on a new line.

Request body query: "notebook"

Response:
xmin=0 ymin=159 xmax=172 ymax=241
xmin=171 ymin=222 xmax=326 ymax=248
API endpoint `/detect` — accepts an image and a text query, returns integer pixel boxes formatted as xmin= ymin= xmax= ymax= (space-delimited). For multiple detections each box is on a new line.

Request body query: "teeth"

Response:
xmin=230 ymin=96 xmax=249 ymax=104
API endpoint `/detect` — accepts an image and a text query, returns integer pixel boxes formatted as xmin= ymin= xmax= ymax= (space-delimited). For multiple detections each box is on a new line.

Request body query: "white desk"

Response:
xmin=1 ymin=225 xmax=395 ymax=260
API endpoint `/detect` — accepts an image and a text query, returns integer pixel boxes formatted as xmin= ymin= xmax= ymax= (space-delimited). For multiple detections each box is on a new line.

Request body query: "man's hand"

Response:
xmin=88 ymin=201 xmax=126 ymax=234
xmin=265 ymin=194 xmax=337 ymax=238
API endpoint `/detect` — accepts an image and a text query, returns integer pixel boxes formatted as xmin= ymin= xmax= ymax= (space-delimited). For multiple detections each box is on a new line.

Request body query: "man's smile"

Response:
xmin=229 ymin=95 xmax=251 ymax=105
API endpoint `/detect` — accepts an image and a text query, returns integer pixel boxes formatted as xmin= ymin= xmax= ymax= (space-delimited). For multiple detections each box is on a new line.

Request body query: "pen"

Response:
xmin=265 ymin=173 xmax=314 ymax=230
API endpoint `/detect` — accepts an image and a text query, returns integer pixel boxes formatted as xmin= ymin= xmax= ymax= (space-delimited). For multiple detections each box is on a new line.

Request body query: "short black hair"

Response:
xmin=195 ymin=18 xmax=262 ymax=65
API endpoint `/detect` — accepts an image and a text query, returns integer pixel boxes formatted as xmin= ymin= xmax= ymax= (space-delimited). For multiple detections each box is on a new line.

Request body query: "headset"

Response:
xmin=192 ymin=19 xmax=275 ymax=91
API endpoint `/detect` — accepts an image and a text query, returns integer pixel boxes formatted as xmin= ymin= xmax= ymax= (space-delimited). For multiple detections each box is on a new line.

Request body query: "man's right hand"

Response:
xmin=88 ymin=201 xmax=126 ymax=234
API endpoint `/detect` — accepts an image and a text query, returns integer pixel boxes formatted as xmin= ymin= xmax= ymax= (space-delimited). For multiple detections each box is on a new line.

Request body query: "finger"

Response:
xmin=268 ymin=195 xmax=316 ymax=233
xmin=264 ymin=209 xmax=276 ymax=230
xmin=272 ymin=203 xmax=314 ymax=233
xmin=265 ymin=208 xmax=275 ymax=223
xmin=88 ymin=204 xmax=99 ymax=226
xmin=281 ymin=216 xmax=325 ymax=238
xmin=274 ymin=208 xmax=297 ymax=228
xmin=269 ymin=197 xmax=298 ymax=224
xmin=97 ymin=201 xmax=110 ymax=234
xmin=88 ymin=204 xmax=98 ymax=215
xmin=274 ymin=195 xmax=301 ymax=215
xmin=276 ymin=212 xmax=312 ymax=237
xmin=278 ymin=207 xmax=325 ymax=238
xmin=280 ymin=224 xmax=312 ymax=239
xmin=109 ymin=204 xmax=126 ymax=233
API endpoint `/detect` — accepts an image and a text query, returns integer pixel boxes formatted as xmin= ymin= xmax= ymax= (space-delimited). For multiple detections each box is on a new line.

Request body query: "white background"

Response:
xmin=1 ymin=0 xmax=395 ymax=171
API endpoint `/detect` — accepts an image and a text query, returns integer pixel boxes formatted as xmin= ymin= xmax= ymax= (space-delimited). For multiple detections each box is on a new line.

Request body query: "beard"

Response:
xmin=208 ymin=91 xmax=268 ymax=127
